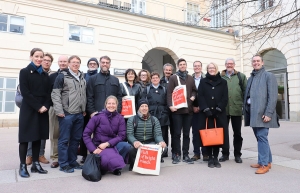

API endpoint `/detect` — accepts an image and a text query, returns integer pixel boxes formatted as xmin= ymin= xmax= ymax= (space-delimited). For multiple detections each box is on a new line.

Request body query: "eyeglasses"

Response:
xmin=226 ymin=63 xmax=234 ymax=65
xmin=43 ymin=59 xmax=52 ymax=63
xmin=89 ymin=63 xmax=98 ymax=66
xmin=140 ymin=74 xmax=147 ymax=77
xmin=208 ymin=67 xmax=216 ymax=70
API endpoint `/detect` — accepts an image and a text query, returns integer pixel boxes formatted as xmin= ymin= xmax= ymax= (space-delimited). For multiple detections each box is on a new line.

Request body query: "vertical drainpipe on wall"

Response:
xmin=239 ymin=1 xmax=244 ymax=73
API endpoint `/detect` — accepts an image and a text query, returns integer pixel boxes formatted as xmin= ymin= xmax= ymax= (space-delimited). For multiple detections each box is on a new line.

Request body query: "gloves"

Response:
xmin=216 ymin=107 xmax=222 ymax=113
xmin=203 ymin=108 xmax=213 ymax=117
xmin=214 ymin=107 xmax=222 ymax=118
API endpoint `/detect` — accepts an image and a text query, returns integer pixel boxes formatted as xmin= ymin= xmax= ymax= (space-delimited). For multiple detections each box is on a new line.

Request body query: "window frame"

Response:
xmin=259 ymin=0 xmax=276 ymax=12
xmin=68 ymin=25 xmax=94 ymax=44
xmin=210 ymin=0 xmax=228 ymax=28
xmin=131 ymin=0 xmax=146 ymax=15
xmin=0 ymin=77 xmax=18 ymax=113
xmin=186 ymin=2 xmax=200 ymax=25
xmin=0 ymin=14 xmax=25 ymax=34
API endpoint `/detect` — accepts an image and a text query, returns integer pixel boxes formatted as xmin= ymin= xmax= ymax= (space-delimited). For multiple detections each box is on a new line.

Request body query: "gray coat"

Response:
xmin=243 ymin=67 xmax=280 ymax=128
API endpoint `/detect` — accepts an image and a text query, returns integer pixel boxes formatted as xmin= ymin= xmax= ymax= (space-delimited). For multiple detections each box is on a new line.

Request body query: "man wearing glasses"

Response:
xmin=86 ymin=56 xmax=122 ymax=117
xmin=219 ymin=58 xmax=247 ymax=163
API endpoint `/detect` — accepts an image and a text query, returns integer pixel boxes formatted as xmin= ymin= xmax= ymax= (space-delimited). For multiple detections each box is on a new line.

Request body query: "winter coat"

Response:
xmin=197 ymin=72 xmax=229 ymax=148
xmin=192 ymin=73 xmax=205 ymax=108
xmin=142 ymin=85 xmax=169 ymax=126
xmin=83 ymin=110 xmax=126 ymax=171
xmin=137 ymin=81 xmax=150 ymax=93
xmin=18 ymin=64 xmax=52 ymax=143
xmin=126 ymin=113 xmax=164 ymax=145
xmin=84 ymin=69 xmax=98 ymax=83
xmin=167 ymin=73 xmax=197 ymax=115
xmin=51 ymin=70 xmax=86 ymax=115
xmin=221 ymin=70 xmax=247 ymax=116
xmin=243 ymin=67 xmax=280 ymax=128
xmin=160 ymin=76 xmax=172 ymax=88
xmin=86 ymin=71 xmax=122 ymax=114
xmin=120 ymin=82 xmax=142 ymax=108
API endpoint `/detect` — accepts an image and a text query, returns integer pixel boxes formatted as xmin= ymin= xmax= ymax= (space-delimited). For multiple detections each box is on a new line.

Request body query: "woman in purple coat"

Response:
xmin=83 ymin=96 xmax=132 ymax=176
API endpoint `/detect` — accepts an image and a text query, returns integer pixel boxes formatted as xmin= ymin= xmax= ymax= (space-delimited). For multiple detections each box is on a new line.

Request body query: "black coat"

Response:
xmin=197 ymin=73 xmax=229 ymax=148
xmin=86 ymin=71 xmax=122 ymax=114
xmin=19 ymin=64 xmax=52 ymax=143
xmin=142 ymin=85 xmax=169 ymax=126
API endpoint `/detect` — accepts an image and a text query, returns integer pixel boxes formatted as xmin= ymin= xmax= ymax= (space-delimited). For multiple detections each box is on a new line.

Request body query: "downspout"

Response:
xmin=239 ymin=2 xmax=244 ymax=73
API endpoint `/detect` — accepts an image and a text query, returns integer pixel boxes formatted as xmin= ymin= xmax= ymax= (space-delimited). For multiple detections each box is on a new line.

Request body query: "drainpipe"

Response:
xmin=239 ymin=2 xmax=244 ymax=73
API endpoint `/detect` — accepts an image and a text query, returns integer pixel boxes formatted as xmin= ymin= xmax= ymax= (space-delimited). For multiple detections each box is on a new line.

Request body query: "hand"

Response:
xmin=83 ymin=112 xmax=86 ymax=116
xmin=216 ymin=107 xmax=222 ymax=113
xmin=99 ymin=142 xmax=109 ymax=150
xmin=193 ymin=107 xmax=200 ymax=113
xmin=38 ymin=106 xmax=47 ymax=113
xmin=134 ymin=141 xmax=142 ymax=149
xmin=93 ymin=148 xmax=102 ymax=154
xmin=169 ymin=106 xmax=177 ymax=112
xmin=262 ymin=115 xmax=271 ymax=122
xmin=90 ymin=112 xmax=98 ymax=118
xmin=159 ymin=142 xmax=166 ymax=148
xmin=190 ymin=96 xmax=195 ymax=101
xmin=203 ymin=108 xmax=213 ymax=117
xmin=57 ymin=114 xmax=65 ymax=117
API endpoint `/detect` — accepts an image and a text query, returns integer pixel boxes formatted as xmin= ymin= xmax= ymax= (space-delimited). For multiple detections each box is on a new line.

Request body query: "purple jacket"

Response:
xmin=83 ymin=110 xmax=126 ymax=171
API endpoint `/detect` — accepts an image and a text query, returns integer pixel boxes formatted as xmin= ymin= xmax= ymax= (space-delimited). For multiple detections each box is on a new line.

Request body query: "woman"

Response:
xmin=120 ymin=68 xmax=142 ymax=117
xmin=137 ymin=69 xmax=151 ymax=92
xmin=83 ymin=96 xmax=132 ymax=176
xmin=19 ymin=48 xmax=52 ymax=178
xmin=167 ymin=58 xmax=197 ymax=164
xmin=142 ymin=72 xmax=169 ymax=148
xmin=198 ymin=62 xmax=229 ymax=168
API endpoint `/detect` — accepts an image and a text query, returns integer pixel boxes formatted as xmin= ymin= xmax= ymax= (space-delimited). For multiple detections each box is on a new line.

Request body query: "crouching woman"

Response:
xmin=83 ymin=96 xmax=132 ymax=176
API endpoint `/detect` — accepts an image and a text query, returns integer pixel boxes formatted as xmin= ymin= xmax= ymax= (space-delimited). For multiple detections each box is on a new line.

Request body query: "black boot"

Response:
xmin=19 ymin=164 xmax=30 ymax=178
xmin=113 ymin=169 xmax=121 ymax=176
xmin=214 ymin=158 xmax=221 ymax=168
xmin=208 ymin=158 xmax=214 ymax=168
xmin=31 ymin=161 xmax=48 ymax=174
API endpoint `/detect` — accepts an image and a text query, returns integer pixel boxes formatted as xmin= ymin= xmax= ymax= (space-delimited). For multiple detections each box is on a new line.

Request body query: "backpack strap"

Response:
xmin=133 ymin=115 xmax=138 ymax=133
xmin=150 ymin=116 xmax=155 ymax=134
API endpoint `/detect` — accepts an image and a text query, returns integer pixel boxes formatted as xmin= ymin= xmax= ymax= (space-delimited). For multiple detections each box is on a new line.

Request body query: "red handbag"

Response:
xmin=199 ymin=118 xmax=224 ymax=146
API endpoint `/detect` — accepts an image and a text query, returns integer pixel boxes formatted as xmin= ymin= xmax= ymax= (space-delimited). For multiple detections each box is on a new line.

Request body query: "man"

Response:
xmin=127 ymin=99 xmax=167 ymax=171
xmin=159 ymin=63 xmax=174 ymax=157
xmin=79 ymin=57 xmax=99 ymax=164
xmin=219 ymin=58 xmax=247 ymax=163
xmin=51 ymin=55 xmax=86 ymax=173
xmin=86 ymin=56 xmax=122 ymax=117
xmin=48 ymin=55 xmax=69 ymax=168
xmin=191 ymin=61 xmax=208 ymax=162
xmin=244 ymin=55 xmax=279 ymax=174
xmin=26 ymin=53 xmax=54 ymax=165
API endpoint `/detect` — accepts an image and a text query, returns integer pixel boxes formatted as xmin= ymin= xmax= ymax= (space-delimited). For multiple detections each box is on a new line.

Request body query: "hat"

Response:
xmin=87 ymin=58 xmax=99 ymax=67
xmin=137 ymin=99 xmax=149 ymax=109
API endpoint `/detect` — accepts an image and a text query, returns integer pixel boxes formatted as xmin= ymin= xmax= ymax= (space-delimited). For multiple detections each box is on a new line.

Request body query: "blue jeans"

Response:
xmin=252 ymin=127 xmax=272 ymax=166
xmin=27 ymin=140 xmax=46 ymax=156
xmin=58 ymin=113 xmax=84 ymax=168
xmin=116 ymin=142 xmax=132 ymax=160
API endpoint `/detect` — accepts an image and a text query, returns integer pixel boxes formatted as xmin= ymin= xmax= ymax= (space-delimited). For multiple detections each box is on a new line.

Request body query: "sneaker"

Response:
xmin=208 ymin=159 xmax=214 ymax=168
xmin=39 ymin=155 xmax=50 ymax=164
xmin=190 ymin=155 xmax=200 ymax=161
xmin=70 ymin=162 xmax=83 ymax=170
xmin=59 ymin=165 xmax=74 ymax=173
xmin=182 ymin=155 xmax=194 ymax=164
xmin=26 ymin=156 xmax=32 ymax=165
xmin=172 ymin=154 xmax=180 ymax=164
xmin=214 ymin=158 xmax=221 ymax=168
xmin=203 ymin=155 xmax=209 ymax=161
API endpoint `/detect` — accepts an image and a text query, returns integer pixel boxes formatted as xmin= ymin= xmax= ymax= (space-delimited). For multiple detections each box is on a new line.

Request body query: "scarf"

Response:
xmin=206 ymin=72 xmax=221 ymax=81
xmin=251 ymin=66 xmax=265 ymax=76
xmin=175 ymin=70 xmax=188 ymax=80
xmin=137 ymin=111 xmax=150 ymax=120
xmin=30 ymin=61 xmax=43 ymax=74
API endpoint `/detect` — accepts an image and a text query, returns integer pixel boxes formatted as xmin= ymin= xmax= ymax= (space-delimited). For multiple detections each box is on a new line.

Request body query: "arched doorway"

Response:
xmin=142 ymin=47 xmax=178 ymax=77
xmin=260 ymin=49 xmax=289 ymax=120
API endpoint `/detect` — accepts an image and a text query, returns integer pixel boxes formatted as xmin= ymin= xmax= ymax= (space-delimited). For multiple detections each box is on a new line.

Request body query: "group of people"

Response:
xmin=17 ymin=47 xmax=279 ymax=178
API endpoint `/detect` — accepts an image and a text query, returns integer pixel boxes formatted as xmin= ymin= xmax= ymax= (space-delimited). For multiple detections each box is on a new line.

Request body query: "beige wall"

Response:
xmin=0 ymin=0 xmax=236 ymax=126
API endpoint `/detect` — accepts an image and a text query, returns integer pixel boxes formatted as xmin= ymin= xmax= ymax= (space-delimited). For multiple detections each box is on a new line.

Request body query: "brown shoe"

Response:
xmin=251 ymin=163 xmax=272 ymax=169
xmin=39 ymin=155 xmax=50 ymax=164
xmin=51 ymin=162 xmax=59 ymax=168
xmin=26 ymin=156 xmax=32 ymax=165
xmin=255 ymin=166 xmax=269 ymax=174
xmin=191 ymin=155 xmax=200 ymax=161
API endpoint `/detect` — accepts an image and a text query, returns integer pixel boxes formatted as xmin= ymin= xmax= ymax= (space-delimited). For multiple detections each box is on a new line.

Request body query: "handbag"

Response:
xmin=82 ymin=154 xmax=101 ymax=182
xmin=199 ymin=118 xmax=224 ymax=146
xmin=15 ymin=84 xmax=23 ymax=108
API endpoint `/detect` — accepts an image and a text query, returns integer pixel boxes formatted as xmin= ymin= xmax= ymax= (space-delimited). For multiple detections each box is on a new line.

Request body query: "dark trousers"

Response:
xmin=172 ymin=113 xmax=193 ymax=156
xmin=128 ymin=142 xmax=155 ymax=166
xmin=169 ymin=114 xmax=174 ymax=151
xmin=161 ymin=125 xmax=169 ymax=146
xmin=79 ymin=114 xmax=89 ymax=157
xmin=207 ymin=146 xmax=220 ymax=159
xmin=221 ymin=115 xmax=243 ymax=157
xmin=58 ymin=113 xmax=84 ymax=168
xmin=192 ymin=112 xmax=207 ymax=156
xmin=19 ymin=140 xmax=41 ymax=164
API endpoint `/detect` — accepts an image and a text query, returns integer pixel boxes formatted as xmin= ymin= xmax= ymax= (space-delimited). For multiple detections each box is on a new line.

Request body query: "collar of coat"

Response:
xmin=63 ymin=69 xmax=84 ymax=80
xmin=192 ymin=72 xmax=205 ymax=78
xmin=221 ymin=69 xmax=238 ymax=77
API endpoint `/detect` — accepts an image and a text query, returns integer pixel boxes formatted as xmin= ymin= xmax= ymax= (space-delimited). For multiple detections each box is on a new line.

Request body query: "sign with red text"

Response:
xmin=133 ymin=144 xmax=162 ymax=175
xmin=121 ymin=96 xmax=136 ymax=118
xmin=172 ymin=85 xmax=188 ymax=109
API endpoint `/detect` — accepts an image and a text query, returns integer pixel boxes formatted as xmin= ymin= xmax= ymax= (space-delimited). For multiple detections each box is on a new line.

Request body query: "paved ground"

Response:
xmin=0 ymin=121 xmax=300 ymax=192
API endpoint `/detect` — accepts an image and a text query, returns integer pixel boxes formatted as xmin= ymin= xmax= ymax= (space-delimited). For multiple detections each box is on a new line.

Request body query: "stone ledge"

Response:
xmin=0 ymin=119 xmax=18 ymax=127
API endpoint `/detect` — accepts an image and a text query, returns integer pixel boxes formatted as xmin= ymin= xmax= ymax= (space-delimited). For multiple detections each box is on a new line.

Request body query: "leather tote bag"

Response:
xmin=199 ymin=118 xmax=224 ymax=146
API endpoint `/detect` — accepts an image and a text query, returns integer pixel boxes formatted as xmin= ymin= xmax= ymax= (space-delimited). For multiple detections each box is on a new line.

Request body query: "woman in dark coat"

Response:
xmin=142 ymin=72 xmax=169 ymax=146
xmin=198 ymin=62 xmax=229 ymax=168
xmin=137 ymin=69 xmax=151 ymax=93
xmin=83 ymin=96 xmax=132 ymax=176
xmin=18 ymin=48 xmax=52 ymax=177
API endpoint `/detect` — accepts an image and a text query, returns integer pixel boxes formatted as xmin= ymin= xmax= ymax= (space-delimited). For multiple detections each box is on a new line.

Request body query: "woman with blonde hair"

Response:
xmin=197 ymin=62 xmax=229 ymax=168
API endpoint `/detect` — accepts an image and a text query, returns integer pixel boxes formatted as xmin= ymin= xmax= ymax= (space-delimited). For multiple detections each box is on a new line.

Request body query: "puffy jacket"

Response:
xmin=51 ymin=70 xmax=86 ymax=115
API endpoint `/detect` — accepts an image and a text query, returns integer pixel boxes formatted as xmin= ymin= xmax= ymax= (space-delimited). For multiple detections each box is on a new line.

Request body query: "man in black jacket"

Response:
xmin=86 ymin=56 xmax=122 ymax=117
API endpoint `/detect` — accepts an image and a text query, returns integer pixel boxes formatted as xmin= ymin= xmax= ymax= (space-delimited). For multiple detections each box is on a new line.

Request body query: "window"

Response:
xmin=69 ymin=25 xmax=94 ymax=44
xmin=259 ymin=0 xmax=276 ymax=11
xmin=186 ymin=3 xmax=200 ymax=25
xmin=0 ymin=77 xmax=17 ymax=113
xmin=131 ymin=0 xmax=146 ymax=15
xmin=0 ymin=14 xmax=25 ymax=34
xmin=211 ymin=0 xmax=228 ymax=28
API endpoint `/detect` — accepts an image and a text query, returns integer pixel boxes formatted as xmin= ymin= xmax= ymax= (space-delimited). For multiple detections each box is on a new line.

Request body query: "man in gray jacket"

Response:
xmin=51 ymin=55 xmax=86 ymax=173
xmin=244 ymin=55 xmax=280 ymax=174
